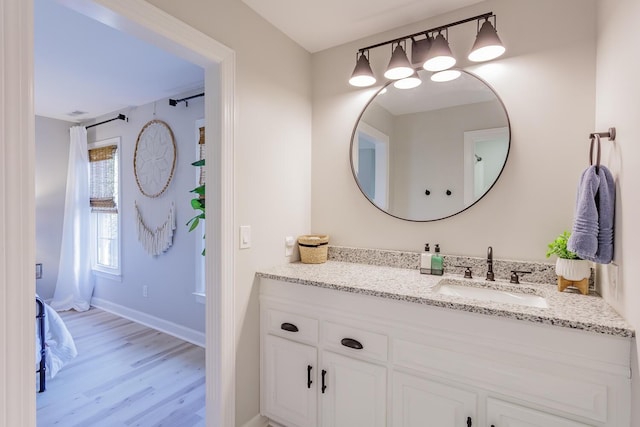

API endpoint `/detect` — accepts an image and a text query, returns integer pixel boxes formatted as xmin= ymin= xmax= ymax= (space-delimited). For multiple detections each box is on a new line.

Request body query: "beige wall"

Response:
xmin=312 ymin=0 xmax=596 ymax=261
xmin=390 ymin=101 xmax=506 ymax=220
xmin=144 ymin=1 xmax=312 ymax=424
xmin=596 ymin=1 xmax=640 ymax=423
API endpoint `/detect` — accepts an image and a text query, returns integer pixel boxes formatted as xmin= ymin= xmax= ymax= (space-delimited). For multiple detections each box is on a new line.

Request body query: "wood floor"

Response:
xmin=36 ymin=308 xmax=206 ymax=427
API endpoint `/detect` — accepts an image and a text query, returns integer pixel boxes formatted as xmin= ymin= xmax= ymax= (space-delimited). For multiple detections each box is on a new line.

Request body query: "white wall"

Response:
xmin=138 ymin=1 xmax=313 ymax=424
xmin=312 ymin=0 xmax=596 ymax=261
xmin=35 ymin=116 xmax=72 ymax=299
xmin=595 ymin=1 xmax=640 ymax=424
xmin=87 ymin=90 xmax=206 ymax=333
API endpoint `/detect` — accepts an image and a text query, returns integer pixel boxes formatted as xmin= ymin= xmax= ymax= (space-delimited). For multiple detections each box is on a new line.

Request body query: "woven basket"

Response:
xmin=298 ymin=234 xmax=329 ymax=264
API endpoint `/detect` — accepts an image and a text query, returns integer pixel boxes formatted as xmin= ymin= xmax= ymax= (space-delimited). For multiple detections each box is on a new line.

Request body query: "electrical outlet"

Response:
xmin=285 ymin=236 xmax=295 ymax=257
xmin=143 ymin=285 xmax=148 ymax=298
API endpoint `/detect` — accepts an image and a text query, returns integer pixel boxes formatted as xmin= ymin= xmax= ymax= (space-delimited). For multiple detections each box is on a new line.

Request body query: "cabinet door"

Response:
xmin=392 ymin=371 xmax=477 ymax=427
xmin=487 ymin=398 xmax=594 ymax=427
xmin=321 ymin=351 xmax=386 ymax=427
xmin=263 ymin=335 xmax=317 ymax=427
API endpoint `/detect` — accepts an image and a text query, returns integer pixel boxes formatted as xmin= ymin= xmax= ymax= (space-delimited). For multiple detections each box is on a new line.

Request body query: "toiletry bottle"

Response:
xmin=431 ymin=244 xmax=444 ymax=276
xmin=420 ymin=244 xmax=432 ymax=275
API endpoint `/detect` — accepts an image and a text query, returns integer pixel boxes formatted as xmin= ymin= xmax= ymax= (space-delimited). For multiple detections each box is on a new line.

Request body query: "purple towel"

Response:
xmin=567 ymin=165 xmax=615 ymax=264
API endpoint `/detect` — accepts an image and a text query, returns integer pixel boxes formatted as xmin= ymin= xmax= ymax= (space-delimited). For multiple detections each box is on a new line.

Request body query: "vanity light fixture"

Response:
xmin=348 ymin=12 xmax=505 ymax=87
xmin=422 ymin=30 xmax=456 ymax=72
xmin=411 ymin=36 xmax=432 ymax=66
xmin=431 ymin=69 xmax=462 ymax=82
xmin=394 ymin=70 xmax=422 ymax=89
xmin=349 ymin=50 xmax=376 ymax=87
xmin=468 ymin=16 xmax=505 ymax=62
xmin=383 ymin=42 xmax=414 ymax=80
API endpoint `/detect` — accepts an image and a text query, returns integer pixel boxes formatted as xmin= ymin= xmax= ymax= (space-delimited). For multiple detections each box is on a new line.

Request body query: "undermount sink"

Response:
xmin=434 ymin=279 xmax=549 ymax=309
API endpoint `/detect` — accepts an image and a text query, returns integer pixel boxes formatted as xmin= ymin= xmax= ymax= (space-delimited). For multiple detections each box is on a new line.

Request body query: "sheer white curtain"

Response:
xmin=51 ymin=126 xmax=94 ymax=311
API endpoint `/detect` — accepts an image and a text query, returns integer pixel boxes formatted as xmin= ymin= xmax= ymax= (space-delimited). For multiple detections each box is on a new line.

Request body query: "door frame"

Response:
xmin=0 ymin=0 xmax=236 ymax=425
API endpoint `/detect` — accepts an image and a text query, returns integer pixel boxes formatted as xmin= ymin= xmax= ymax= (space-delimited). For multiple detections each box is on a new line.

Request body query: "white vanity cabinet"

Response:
xmin=263 ymin=335 xmax=317 ymax=427
xmin=260 ymin=304 xmax=387 ymax=427
xmin=392 ymin=372 xmax=477 ymax=426
xmin=486 ymin=399 xmax=594 ymax=427
xmin=260 ymin=278 xmax=632 ymax=427
xmin=320 ymin=351 xmax=386 ymax=427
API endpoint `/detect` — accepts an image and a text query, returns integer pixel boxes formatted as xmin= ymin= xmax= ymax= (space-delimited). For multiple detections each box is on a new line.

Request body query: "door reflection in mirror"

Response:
xmin=354 ymin=122 xmax=389 ymax=210
xmin=464 ymin=127 xmax=509 ymax=207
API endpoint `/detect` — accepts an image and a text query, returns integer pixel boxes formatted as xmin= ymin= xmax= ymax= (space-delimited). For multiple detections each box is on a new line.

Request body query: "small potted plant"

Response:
xmin=546 ymin=231 xmax=590 ymax=293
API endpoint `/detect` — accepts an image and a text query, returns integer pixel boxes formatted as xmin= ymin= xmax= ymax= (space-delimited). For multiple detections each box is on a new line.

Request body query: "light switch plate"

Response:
xmin=240 ymin=225 xmax=251 ymax=249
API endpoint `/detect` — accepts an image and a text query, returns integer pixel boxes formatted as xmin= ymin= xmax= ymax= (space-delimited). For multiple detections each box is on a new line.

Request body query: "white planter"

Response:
xmin=555 ymin=258 xmax=591 ymax=281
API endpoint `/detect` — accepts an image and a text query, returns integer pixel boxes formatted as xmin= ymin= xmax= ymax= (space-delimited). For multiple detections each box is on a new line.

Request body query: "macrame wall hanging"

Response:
xmin=135 ymin=201 xmax=176 ymax=256
xmin=134 ymin=119 xmax=177 ymax=198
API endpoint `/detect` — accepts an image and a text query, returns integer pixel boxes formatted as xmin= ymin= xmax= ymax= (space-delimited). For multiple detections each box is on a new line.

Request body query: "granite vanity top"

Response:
xmin=256 ymin=260 xmax=634 ymax=338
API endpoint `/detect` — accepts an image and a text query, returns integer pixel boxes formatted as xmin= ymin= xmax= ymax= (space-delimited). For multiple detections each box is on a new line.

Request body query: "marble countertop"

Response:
xmin=256 ymin=261 xmax=634 ymax=338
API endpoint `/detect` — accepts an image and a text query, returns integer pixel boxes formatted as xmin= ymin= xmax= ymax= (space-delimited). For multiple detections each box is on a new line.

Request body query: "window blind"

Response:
xmin=89 ymin=145 xmax=118 ymax=212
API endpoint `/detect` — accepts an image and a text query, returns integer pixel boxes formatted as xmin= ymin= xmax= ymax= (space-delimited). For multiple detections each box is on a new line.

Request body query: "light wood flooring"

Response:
xmin=36 ymin=308 xmax=206 ymax=427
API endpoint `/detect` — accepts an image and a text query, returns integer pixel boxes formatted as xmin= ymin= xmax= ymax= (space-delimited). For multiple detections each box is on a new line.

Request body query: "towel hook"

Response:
xmin=589 ymin=127 xmax=616 ymax=141
xmin=589 ymin=134 xmax=601 ymax=172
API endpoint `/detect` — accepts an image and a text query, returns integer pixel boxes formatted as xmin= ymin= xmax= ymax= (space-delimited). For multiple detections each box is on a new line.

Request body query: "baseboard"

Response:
xmin=90 ymin=297 xmax=205 ymax=348
xmin=242 ymin=414 xmax=270 ymax=427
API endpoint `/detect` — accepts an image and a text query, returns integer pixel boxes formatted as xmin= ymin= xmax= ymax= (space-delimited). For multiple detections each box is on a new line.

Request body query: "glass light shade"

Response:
xmin=349 ymin=53 xmax=376 ymax=87
xmin=393 ymin=71 xmax=421 ymax=89
xmin=384 ymin=44 xmax=414 ymax=80
xmin=468 ymin=20 xmax=506 ymax=62
xmin=431 ymin=69 xmax=461 ymax=82
xmin=423 ymin=33 xmax=456 ymax=72
xmin=411 ymin=37 xmax=431 ymax=66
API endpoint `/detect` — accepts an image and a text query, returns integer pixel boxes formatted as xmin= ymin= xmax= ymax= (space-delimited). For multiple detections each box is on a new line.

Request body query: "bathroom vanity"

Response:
xmin=257 ymin=259 xmax=633 ymax=427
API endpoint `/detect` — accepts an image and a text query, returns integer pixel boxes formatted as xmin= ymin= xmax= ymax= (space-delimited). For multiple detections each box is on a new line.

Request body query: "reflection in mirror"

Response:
xmin=351 ymin=69 xmax=510 ymax=221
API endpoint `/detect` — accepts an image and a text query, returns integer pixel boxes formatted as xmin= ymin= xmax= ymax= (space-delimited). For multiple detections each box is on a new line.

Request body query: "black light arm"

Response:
xmin=357 ymin=12 xmax=494 ymax=54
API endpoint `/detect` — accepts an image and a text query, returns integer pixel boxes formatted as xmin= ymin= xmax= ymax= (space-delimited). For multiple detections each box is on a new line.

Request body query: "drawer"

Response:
xmin=323 ymin=321 xmax=388 ymax=362
xmin=266 ymin=308 xmax=318 ymax=345
xmin=394 ymin=339 xmax=608 ymax=423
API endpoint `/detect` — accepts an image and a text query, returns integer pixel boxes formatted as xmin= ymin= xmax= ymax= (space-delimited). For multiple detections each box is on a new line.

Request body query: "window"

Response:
xmin=89 ymin=137 xmax=121 ymax=276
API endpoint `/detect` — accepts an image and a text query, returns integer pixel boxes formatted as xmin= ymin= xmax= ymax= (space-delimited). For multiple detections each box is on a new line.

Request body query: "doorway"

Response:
xmin=0 ymin=0 xmax=236 ymax=425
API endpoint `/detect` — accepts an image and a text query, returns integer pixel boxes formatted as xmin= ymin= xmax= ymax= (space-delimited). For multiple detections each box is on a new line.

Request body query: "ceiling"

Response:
xmin=242 ymin=0 xmax=483 ymax=53
xmin=34 ymin=0 xmax=204 ymax=123
xmin=375 ymin=71 xmax=497 ymax=116
xmin=35 ymin=0 xmax=482 ymax=122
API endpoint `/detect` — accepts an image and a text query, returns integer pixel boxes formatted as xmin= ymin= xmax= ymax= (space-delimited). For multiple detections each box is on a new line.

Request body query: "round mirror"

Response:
xmin=350 ymin=69 xmax=510 ymax=221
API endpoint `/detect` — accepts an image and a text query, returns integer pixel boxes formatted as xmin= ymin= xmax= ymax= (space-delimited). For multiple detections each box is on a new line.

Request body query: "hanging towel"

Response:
xmin=567 ymin=165 xmax=615 ymax=264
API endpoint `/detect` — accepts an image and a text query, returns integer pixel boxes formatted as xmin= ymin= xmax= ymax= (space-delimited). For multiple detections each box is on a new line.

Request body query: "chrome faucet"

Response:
xmin=486 ymin=246 xmax=495 ymax=281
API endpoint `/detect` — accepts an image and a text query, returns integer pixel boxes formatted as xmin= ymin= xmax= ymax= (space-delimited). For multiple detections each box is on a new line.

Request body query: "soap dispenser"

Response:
xmin=431 ymin=244 xmax=444 ymax=276
xmin=420 ymin=244 xmax=432 ymax=275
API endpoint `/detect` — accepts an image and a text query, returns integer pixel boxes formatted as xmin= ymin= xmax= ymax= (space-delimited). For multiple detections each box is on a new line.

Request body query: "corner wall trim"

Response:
xmin=90 ymin=297 xmax=205 ymax=348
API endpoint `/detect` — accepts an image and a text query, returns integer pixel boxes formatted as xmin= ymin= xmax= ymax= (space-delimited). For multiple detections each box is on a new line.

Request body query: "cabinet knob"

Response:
xmin=321 ymin=369 xmax=327 ymax=393
xmin=307 ymin=365 xmax=313 ymax=389
xmin=340 ymin=337 xmax=363 ymax=350
xmin=280 ymin=322 xmax=299 ymax=332
xmin=467 ymin=416 xmax=472 ymax=427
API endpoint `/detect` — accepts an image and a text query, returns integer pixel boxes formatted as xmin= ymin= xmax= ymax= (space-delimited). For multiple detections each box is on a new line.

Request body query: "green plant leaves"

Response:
xmin=545 ymin=230 xmax=579 ymax=259
xmin=187 ymin=159 xmax=206 ymax=255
